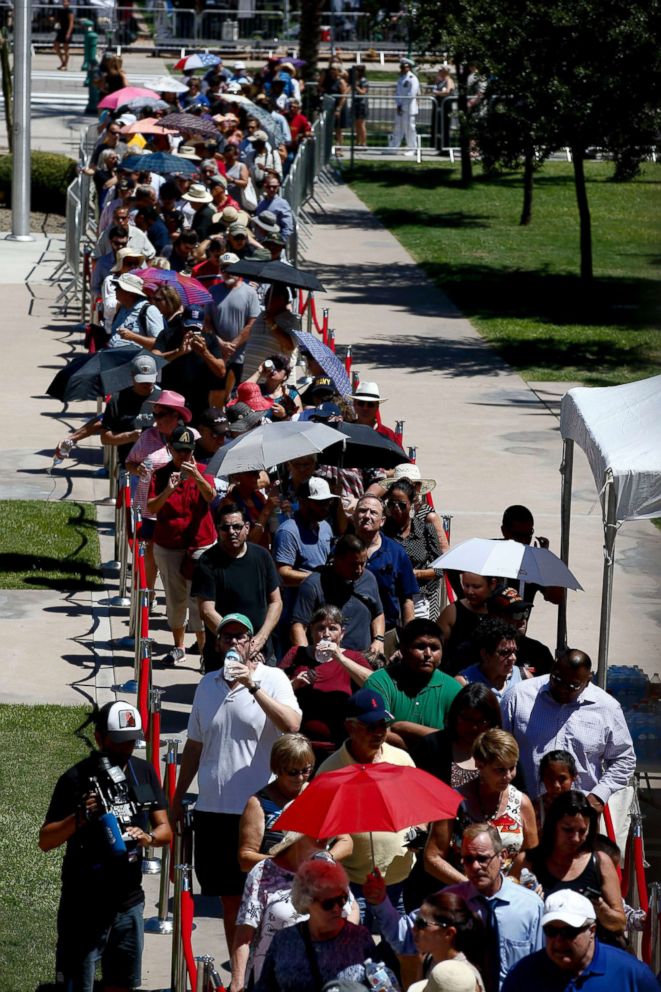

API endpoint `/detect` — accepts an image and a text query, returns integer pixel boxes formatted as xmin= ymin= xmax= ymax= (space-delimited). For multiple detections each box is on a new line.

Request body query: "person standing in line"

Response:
xmin=390 ymin=57 xmax=420 ymax=154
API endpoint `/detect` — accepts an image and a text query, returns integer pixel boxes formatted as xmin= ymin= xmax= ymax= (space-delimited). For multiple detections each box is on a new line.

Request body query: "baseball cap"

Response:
xmin=308 ymin=376 xmax=335 ymax=396
xmin=182 ymin=304 xmax=205 ymax=329
xmin=487 ymin=585 xmax=533 ymax=618
xmin=117 ymin=178 xmax=135 ymax=191
xmin=219 ymin=252 xmax=240 ymax=267
xmin=228 ymin=222 xmax=248 ymax=238
xmin=216 ymin=612 xmax=254 ymax=635
xmin=169 ymin=425 xmax=196 ymax=451
xmin=311 ymin=402 xmax=342 ymax=422
xmin=541 ymin=890 xmax=596 ymax=929
xmin=248 ymin=129 xmax=269 ymax=143
xmin=345 ymin=688 xmax=394 ymax=724
xmin=198 ymin=407 xmax=228 ymax=435
xmin=296 ymin=477 xmax=339 ymax=501
xmin=95 ymin=700 xmax=144 ymax=742
xmin=131 ymin=353 xmax=158 ymax=383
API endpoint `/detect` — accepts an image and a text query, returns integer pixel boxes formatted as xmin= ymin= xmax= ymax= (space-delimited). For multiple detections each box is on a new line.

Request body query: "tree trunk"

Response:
xmin=519 ymin=146 xmax=534 ymax=225
xmin=455 ymin=60 xmax=473 ymax=185
xmin=571 ymin=144 xmax=593 ymax=281
xmin=298 ymin=0 xmax=324 ymax=84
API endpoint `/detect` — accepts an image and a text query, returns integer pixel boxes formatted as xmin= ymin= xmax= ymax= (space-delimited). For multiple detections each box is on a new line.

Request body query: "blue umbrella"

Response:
xmin=291 ymin=330 xmax=352 ymax=397
xmin=120 ymin=152 xmax=199 ymax=176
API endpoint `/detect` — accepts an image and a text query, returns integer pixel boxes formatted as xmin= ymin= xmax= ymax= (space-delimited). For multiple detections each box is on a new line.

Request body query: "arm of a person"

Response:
xmin=186 ymin=464 xmax=216 ymax=503
xmin=171 ymin=738 xmax=203 ymax=820
xmin=520 ymin=793 xmax=539 ymax=851
xmin=249 ymin=683 xmax=301 ymax=734
xmin=424 ymin=818 xmax=467 ymax=885
xmin=118 ymin=328 xmax=157 ymax=348
xmin=327 ymin=834 xmax=353 ymax=862
xmin=251 ymin=587 xmax=282 ymax=656
xmin=389 ymin=720 xmax=438 ymax=746
xmin=146 ymin=477 xmax=176 ymax=515
xmin=237 ymin=796 xmax=267 ymax=872
xmin=189 ymin=334 xmax=227 ymax=380
xmin=290 ymin=622 xmax=308 ymax=647
xmin=277 ymin=563 xmax=311 ymax=588
xmin=334 ymin=650 xmax=372 ymax=687
xmin=589 ymin=712 xmax=637 ymax=807
xmin=39 ymin=809 xmax=84 ymax=852
xmin=401 ymin=597 xmax=415 ymax=625
xmin=231 ymin=923 xmax=256 ymax=992
xmin=370 ymin=612 xmax=386 ymax=652
xmin=198 ymin=598 xmax=222 ymax=635
xmin=100 ymin=425 xmax=141 ymax=448
xmin=144 ymin=807 xmax=173 ymax=848
xmin=437 ymin=603 xmax=456 ymax=644
xmin=231 ymin=316 xmax=258 ymax=352
xmin=594 ymin=851 xmax=627 ymax=931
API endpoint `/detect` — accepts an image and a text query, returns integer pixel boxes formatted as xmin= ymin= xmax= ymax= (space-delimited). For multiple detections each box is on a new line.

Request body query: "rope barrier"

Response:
xmin=137 ymin=637 xmax=152 ymax=745
xmin=181 ymin=886 xmax=197 ymax=990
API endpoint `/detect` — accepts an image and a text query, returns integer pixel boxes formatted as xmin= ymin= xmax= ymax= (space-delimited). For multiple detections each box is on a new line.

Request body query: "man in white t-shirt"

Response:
xmin=171 ymin=612 xmax=301 ymax=950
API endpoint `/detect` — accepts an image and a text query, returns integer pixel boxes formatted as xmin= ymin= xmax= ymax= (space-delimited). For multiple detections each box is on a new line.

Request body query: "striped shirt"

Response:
xmin=501 ymin=675 xmax=636 ymax=804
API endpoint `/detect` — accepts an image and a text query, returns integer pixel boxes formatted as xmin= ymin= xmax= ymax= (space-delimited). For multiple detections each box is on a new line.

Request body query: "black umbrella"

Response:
xmin=47 ymin=349 xmax=166 ymax=403
xmin=320 ymin=422 xmax=411 ymax=470
xmin=229 ymin=259 xmax=325 ymax=292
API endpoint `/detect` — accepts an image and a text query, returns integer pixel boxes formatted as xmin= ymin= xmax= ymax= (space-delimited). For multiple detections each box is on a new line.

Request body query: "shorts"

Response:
xmin=193 ymin=810 xmax=245 ymax=897
xmin=57 ymin=899 xmax=144 ymax=992
xmin=138 ymin=517 xmax=156 ymax=541
xmin=153 ymin=543 xmax=205 ymax=632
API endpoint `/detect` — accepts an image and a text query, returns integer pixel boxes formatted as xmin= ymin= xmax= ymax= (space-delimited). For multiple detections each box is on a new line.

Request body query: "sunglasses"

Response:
xmin=549 ymin=672 xmax=585 ymax=691
xmin=495 ymin=646 xmax=517 ymax=658
xmin=386 ymin=499 xmax=408 ymax=510
xmin=220 ymin=522 xmax=246 ymax=531
xmin=543 ymin=923 xmax=591 ymax=940
xmin=461 ymin=853 xmax=499 ymax=867
xmin=354 ymin=399 xmax=377 ymax=407
xmin=317 ymin=892 xmax=348 ymax=911
xmin=285 ymin=765 xmax=313 ymax=778
xmin=413 ymin=917 xmax=449 ymax=930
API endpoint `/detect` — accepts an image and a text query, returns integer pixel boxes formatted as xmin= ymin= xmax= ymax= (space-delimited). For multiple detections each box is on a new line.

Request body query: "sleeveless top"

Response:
xmin=452 ymin=785 xmax=525 ymax=872
xmin=531 ymin=850 xmax=602 ymax=899
xmin=443 ymin=600 xmax=487 ymax=675
xmin=255 ymin=787 xmax=286 ymax=854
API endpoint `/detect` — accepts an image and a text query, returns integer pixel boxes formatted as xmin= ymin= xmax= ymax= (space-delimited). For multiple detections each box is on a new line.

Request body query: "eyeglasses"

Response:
xmin=317 ymin=892 xmax=349 ymax=911
xmin=549 ymin=672 xmax=585 ymax=692
xmin=461 ymin=853 xmax=499 ymax=867
xmin=412 ymin=916 xmax=449 ymax=930
xmin=543 ymin=923 xmax=591 ymax=940
xmin=220 ymin=523 xmax=246 ymax=531
xmin=285 ymin=765 xmax=313 ymax=778
xmin=386 ymin=499 xmax=408 ymax=510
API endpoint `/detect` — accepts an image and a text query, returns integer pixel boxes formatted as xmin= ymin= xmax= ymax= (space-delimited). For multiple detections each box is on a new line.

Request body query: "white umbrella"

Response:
xmin=206 ymin=420 xmax=346 ymax=477
xmin=146 ymin=75 xmax=190 ymax=94
xmin=431 ymin=538 xmax=583 ymax=590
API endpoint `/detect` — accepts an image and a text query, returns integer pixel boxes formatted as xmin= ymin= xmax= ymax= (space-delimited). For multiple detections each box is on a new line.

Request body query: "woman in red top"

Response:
xmin=278 ymin=605 xmax=373 ymax=763
xmin=147 ymin=425 xmax=216 ymax=667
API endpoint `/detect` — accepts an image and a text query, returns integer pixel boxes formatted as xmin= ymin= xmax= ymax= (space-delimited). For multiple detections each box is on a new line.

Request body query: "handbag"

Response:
xmin=241 ymin=176 xmax=258 ymax=212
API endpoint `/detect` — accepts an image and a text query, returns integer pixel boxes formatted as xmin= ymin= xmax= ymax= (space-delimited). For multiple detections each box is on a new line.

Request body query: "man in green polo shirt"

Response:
xmin=366 ymin=619 xmax=461 ymax=753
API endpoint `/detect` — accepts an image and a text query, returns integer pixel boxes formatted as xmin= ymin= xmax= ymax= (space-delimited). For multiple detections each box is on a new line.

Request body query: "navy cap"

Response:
xmin=345 ymin=688 xmax=394 ymax=724
xmin=311 ymin=402 xmax=342 ymax=421
xmin=182 ymin=305 xmax=204 ymax=329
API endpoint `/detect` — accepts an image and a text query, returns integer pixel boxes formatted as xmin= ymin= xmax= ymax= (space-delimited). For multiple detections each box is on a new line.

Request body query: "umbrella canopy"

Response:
xmin=174 ymin=53 xmax=222 ymax=71
xmin=120 ymin=151 xmax=199 ymax=177
xmin=206 ymin=420 xmax=345 ymax=476
xmin=55 ymin=348 xmax=165 ymax=402
xmin=158 ymin=112 xmax=219 ymax=139
xmin=274 ymin=763 xmax=462 ymax=838
xmin=99 ymin=86 xmax=160 ymax=111
xmin=291 ymin=330 xmax=351 ymax=397
xmin=229 ymin=259 xmax=324 ymax=292
xmin=126 ymin=97 xmax=170 ymax=112
xmin=119 ymin=117 xmax=178 ymax=136
xmin=147 ymin=75 xmax=190 ymax=94
xmin=217 ymin=93 xmax=279 ymax=145
xmin=319 ymin=422 xmax=410 ymax=470
xmin=132 ymin=267 xmax=212 ymax=306
xmin=432 ymin=538 xmax=583 ymax=590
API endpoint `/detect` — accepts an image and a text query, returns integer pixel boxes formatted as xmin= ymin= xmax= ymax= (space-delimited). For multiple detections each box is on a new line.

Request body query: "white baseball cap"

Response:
xmin=96 ymin=701 xmax=145 ymax=742
xmin=541 ymin=890 xmax=596 ymax=929
xmin=297 ymin=477 xmax=339 ymax=501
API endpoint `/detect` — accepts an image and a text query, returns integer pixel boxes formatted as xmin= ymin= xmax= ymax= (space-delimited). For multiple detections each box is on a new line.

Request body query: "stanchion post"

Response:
xmin=112 ymin=475 xmax=132 ymax=605
xmin=344 ymin=344 xmax=352 ymax=375
xmin=101 ymin=443 xmax=118 ymax=504
xmin=306 ymin=291 xmax=314 ymax=334
xmin=351 ymin=370 xmax=360 ymax=391
xmin=395 ymin=420 xmax=405 ymax=446
xmin=322 ymin=307 xmax=329 ymax=345
xmin=170 ymin=852 xmax=185 ymax=992
xmin=407 ymin=444 xmax=416 ymax=462
xmin=144 ymin=838 xmax=173 ymax=934
xmin=147 ymin=686 xmax=164 ymax=785
xmin=328 ymin=328 xmax=336 ymax=352
xmin=176 ymin=865 xmax=193 ymax=992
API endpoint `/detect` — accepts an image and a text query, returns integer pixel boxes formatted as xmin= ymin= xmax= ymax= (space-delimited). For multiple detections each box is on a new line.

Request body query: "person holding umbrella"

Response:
xmin=241 ymin=282 xmax=302 ymax=381
xmin=152 ymin=303 xmax=227 ymax=420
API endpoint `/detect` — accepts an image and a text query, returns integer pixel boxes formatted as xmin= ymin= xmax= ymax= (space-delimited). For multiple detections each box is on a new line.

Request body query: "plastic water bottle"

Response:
xmin=223 ymin=648 xmax=243 ymax=682
xmin=50 ymin=438 xmax=75 ymax=473
xmin=365 ymin=959 xmax=400 ymax=992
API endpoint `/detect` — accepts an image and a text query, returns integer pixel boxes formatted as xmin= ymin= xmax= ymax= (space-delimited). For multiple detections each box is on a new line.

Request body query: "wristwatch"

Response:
xmin=248 ymin=683 xmax=261 ymax=695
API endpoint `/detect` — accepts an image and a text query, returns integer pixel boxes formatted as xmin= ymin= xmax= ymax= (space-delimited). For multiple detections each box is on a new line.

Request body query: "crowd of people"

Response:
xmin=38 ymin=49 xmax=653 ymax=992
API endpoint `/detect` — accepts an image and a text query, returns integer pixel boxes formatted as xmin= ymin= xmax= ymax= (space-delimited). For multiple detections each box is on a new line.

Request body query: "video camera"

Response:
xmin=133 ymin=412 xmax=155 ymax=431
xmin=88 ymin=755 xmax=158 ymax=861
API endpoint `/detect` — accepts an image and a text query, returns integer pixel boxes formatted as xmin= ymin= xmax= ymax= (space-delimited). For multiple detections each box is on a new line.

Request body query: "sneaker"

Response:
xmin=164 ymin=647 xmax=186 ymax=667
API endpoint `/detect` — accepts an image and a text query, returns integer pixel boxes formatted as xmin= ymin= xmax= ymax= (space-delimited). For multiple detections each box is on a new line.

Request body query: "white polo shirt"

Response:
xmin=188 ymin=663 xmax=301 ymax=815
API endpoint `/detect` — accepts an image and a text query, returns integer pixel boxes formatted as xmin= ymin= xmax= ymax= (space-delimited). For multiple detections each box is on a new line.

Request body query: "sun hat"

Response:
xmin=176 ymin=145 xmax=202 ymax=161
xmin=248 ymin=129 xmax=269 ymax=143
xmin=130 ymin=353 xmax=158 ymax=383
xmin=149 ymin=388 xmax=192 ymax=424
xmin=352 ymin=380 xmax=385 ymax=403
xmin=384 ymin=462 xmax=436 ymax=496
xmin=115 ymin=112 xmax=137 ymax=127
xmin=114 ymin=272 xmax=147 ymax=297
xmin=111 ymin=247 xmax=146 ymax=273
xmin=233 ymin=60 xmax=246 ymax=71
xmin=182 ymin=182 xmax=213 ymax=204
xmin=227 ymin=382 xmax=275 ymax=412
xmin=226 ymin=81 xmax=243 ymax=94
xmin=296 ymin=477 xmax=339 ymax=501
xmin=226 ymin=402 xmax=263 ymax=434
xmin=251 ymin=210 xmax=280 ymax=235
xmin=216 ymin=612 xmax=254 ymax=635
xmin=95 ymin=700 xmax=144 ymax=742
xmin=408 ymin=960 xmax=478 ymax=992
xmin=169 ymin=425 xmax=196 ymax=451
xmin=346 ymin=688 xmax=394 ymax=724
xmin=541 ymin=890 xmax=596 ymax=929
xmin=400 ymin=56 xmax=415 ymax=68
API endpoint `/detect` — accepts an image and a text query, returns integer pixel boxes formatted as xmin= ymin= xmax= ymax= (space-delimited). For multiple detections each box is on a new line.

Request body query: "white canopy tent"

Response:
xmin=558 ymin=374 xmax=661 ymax=686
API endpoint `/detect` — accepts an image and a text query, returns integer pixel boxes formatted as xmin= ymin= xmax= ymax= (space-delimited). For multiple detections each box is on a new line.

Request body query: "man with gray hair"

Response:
xmin=443 ymin=824 xmax=544 ymax=992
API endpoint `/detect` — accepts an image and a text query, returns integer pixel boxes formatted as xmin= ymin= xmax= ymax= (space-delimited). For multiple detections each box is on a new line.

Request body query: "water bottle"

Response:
xmin=223 ymin=647 xmax=243 ymax=683
xmin=314 ymin=640 xmax=335 ymax=664
xmin=50 ymin=438 xmax=75 ymax=473
xmin=99 ymin=811 xmax=127 ymax=856
xmin=520 ymin=868 xmax=539 ymax=890
xmin=364 ymin=959 xmax=400 ymax=992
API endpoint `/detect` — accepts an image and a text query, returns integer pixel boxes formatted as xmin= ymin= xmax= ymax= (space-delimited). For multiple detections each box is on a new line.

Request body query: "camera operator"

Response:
xmin=38 ymin=701 xmax=171 ymax=992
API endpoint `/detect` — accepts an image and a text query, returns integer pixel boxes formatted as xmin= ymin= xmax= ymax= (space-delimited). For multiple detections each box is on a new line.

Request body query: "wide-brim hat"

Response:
xmin=176 ymin=145 xmax=202 ymax=162
xmin=149 ymin=388 xmax=192 ymax=424
xmin=114 ymin=272 xmax=147 ymax=297
xmin=252 ymin=210 xmax=280 ymax=235
xmin=351 ymin=380 xmax=385 ymax=403
xmin=384 ymin=462 xmax=436 ymax=496
xmin=111 ymin=247 xmax=146 ymax=273
xmin=182 ymin=183 xmax=213 ymax=204
xmin=267 ymin=831 xmax=305 ymax=857
xmin=227 ymin=382 xmax=275 ymax=412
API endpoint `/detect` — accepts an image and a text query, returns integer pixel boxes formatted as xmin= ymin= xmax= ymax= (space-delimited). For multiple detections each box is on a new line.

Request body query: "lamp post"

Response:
xmin=7 ymin=0 xmax=33 ymax=242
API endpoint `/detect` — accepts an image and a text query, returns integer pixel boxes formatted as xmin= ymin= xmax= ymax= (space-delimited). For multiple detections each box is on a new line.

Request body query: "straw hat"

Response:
xmin=176 ymin=145 xmax=202 ymax=162
xmin=111 ymin=247 xmax=146 ymax=273
xmin=384 ymin=462 xmax=436 ymax=496
xmin=182 ymin=182 xmax=213 ymax=204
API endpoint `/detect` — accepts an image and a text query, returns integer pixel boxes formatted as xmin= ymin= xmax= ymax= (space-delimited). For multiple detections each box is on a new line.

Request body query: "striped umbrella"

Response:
xmin=131 ymin=268 xmax=212 ymax=306
xmin=174 ymin=53 xmax=222 ymax=71
xmin=158 ymin=112 xmax=219 ymax=139
xmin=291 ymin=330 xmax=352 ymax=397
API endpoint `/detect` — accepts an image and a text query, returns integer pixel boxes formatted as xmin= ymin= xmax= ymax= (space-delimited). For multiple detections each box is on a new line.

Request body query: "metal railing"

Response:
xmin=154 ymin=6 xmax=284 ymax=47
xmin=282 ymin=95 xmax=335 ymax=265
xmin=325 ymin=91 xmax=438 ymax=151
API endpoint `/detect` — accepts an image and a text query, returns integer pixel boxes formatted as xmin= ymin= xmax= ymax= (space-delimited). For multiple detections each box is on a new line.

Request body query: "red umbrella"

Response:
xmin=130 ymin=267 xmax=212 ymax=306
xmin=273 ymin=763 xmax=462 ymax=839
xmin=98 ymin=86 xmax=160 ymax=111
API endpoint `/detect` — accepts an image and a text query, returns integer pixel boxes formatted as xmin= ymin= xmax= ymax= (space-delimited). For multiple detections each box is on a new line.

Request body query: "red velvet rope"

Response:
xmin=603 ymin=805 xmax=622 ymax=882
xmin=150 ymin=709 xmax=161 ymax=785
xmin=181 ymin=888 xmax=197 ymax=989
xmin=137 ymin=653 xmax=150 ymax=744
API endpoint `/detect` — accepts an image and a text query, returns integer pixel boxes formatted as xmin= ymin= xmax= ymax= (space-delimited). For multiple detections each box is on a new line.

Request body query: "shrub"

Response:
xmin=0 ymin=151 xmax=77 ymax=215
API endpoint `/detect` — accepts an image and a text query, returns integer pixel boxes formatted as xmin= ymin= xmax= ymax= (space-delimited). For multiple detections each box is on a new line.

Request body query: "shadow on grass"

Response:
xmin=0 ymin=554 xmax=104 ymax=590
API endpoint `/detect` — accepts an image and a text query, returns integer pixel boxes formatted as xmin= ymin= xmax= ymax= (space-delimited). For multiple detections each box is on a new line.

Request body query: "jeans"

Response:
xmin=57 ymin=900 xmax=144 ymax=992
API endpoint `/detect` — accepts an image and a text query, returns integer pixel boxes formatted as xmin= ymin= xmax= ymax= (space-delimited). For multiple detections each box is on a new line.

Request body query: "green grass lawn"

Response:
xmin=0 ymin=501 xmax=103 ymax=591
xmin=347 ymin=161 xmax=661 ymax=386
xmin=0 ymin=704 xmax=90 ymax=992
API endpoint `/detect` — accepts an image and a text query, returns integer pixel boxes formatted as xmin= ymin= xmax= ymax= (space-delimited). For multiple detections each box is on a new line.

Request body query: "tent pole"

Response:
xmin=557 ymin=438 xmax=574 ymax=655
xmin=597 ymin=472 xmax=618 ymax=689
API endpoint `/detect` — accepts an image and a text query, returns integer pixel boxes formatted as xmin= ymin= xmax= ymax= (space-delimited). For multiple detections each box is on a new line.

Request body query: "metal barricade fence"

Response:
xmin=327 ymin=91 xmax=437 ymax=150
xmin=282 ymin=97 xmax=335 ymax=265
xmin=153 ymin=5 xmax=283 ymax=47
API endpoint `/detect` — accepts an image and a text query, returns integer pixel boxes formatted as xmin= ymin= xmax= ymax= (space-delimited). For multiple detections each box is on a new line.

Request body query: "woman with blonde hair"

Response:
xmin=424 ymin=729 xmax=538 ymax=884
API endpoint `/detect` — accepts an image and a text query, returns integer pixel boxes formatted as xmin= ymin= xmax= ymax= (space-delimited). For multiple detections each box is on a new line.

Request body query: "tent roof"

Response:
xmin=560 ymin=374 xmax=661 ymax=521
